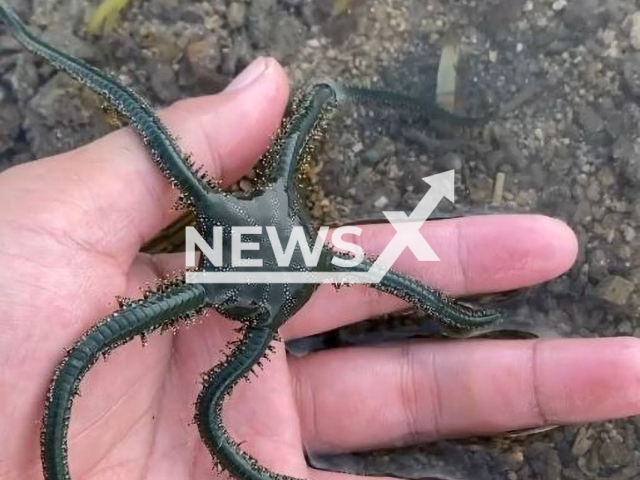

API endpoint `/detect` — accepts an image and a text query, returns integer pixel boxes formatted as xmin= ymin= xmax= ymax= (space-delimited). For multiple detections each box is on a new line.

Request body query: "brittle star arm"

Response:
xmin=195 ymin=324 xmax=284 ymax=480
xmin=269 ymin=82 xmax=499 ymax=334
xmin=330 ymin=253 xmax=503 ymax=335
xmin=41 ymin=281 xmax=208 ymax=480
xmin=331 ymin=83 xmax=492 ymax=126
xmin=0 ymin=3 xmax=214 ymax=206
xmin=271 ymin=80 xmax=489 ymax=196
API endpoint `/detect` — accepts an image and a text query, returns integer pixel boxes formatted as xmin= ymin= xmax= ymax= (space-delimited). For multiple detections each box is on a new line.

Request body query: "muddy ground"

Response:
xmin=1 ymin=0 xmax=640 ymax=479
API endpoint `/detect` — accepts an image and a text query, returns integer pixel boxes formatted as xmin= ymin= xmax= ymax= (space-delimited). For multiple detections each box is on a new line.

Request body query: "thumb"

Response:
xmin=0 ymin=57 xmax=290 ymax=264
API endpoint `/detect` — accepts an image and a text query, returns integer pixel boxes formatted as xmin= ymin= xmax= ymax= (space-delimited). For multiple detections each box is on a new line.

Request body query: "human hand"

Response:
xmin=1 ymin=58 xmax=639 ymax=480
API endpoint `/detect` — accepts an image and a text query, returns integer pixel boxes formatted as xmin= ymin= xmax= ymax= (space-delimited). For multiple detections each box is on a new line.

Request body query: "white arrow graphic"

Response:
xmin=364 ymin=170 xmax=455 ymax=283
xmin=410 ymin=170 xmax=455 ymax=219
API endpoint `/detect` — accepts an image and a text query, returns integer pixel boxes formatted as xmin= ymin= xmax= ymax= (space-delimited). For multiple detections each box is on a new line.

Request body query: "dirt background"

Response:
xmin=1 ymin=0 xmax=640 ymax=479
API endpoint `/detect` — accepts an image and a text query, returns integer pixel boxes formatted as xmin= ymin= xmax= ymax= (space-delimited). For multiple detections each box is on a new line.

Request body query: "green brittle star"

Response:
xmin=0 ymin=3 xmax=502 ymax=480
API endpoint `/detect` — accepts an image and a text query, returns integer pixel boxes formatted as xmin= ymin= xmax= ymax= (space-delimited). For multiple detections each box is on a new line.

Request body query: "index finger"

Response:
xmin=0 ymin=57 xmax=289 ymax=265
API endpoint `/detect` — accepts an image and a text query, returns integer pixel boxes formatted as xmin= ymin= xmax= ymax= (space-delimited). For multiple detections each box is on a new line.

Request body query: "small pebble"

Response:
xmin=374 ymin=195 xmax=389 ymax=209
xmin=595 ymin=276 xmax=635 ymax=306
xmin=227 ymin=2 xmax=247 ymax=29
xmin=572 ymin=427 xmax=594 ymax=456
xmin=552 ymin=0 xmax=567 ymax=11
xmin=622 ymin=225 xmax=636 ymax=242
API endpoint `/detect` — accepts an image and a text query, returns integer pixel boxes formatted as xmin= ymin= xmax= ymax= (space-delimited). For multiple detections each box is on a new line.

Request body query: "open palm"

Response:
xmin=2 ymin=58 xmax=640 ymax=480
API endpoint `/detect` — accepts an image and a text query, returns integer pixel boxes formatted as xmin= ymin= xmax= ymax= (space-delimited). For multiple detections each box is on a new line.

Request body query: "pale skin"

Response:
xmin=1 ymin=57 xmax=639 ymax=480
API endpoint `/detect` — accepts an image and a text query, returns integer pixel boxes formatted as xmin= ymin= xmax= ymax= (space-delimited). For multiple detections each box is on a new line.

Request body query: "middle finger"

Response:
xmin=289 ymin=337 xmax=640 ymax=454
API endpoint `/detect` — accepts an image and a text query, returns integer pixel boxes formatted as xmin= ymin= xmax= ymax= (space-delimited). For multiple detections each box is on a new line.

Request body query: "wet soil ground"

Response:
xmin=1 ymin=0 xmax=640 ymax=479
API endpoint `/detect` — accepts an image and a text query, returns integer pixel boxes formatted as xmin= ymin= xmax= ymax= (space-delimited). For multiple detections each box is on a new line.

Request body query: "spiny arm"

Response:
xmin=271 ymin=80 xmax=490 ymax=197
xmin=195 ymin=325 xmax=301 ymax=480
xmin=331 ymin=83 xmax=492 ymax=126
xmin=0 ymin=2 xmax=212 ymax=206
xmin=330 ymin=254 xmax=502 ymax=336
xmin=41 ymin=281 xmax=208 ymax=480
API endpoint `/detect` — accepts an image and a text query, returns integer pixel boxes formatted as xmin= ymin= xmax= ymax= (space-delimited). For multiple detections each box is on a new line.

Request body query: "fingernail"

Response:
xmin=225 ymin=57 xmax=268 ymax=92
